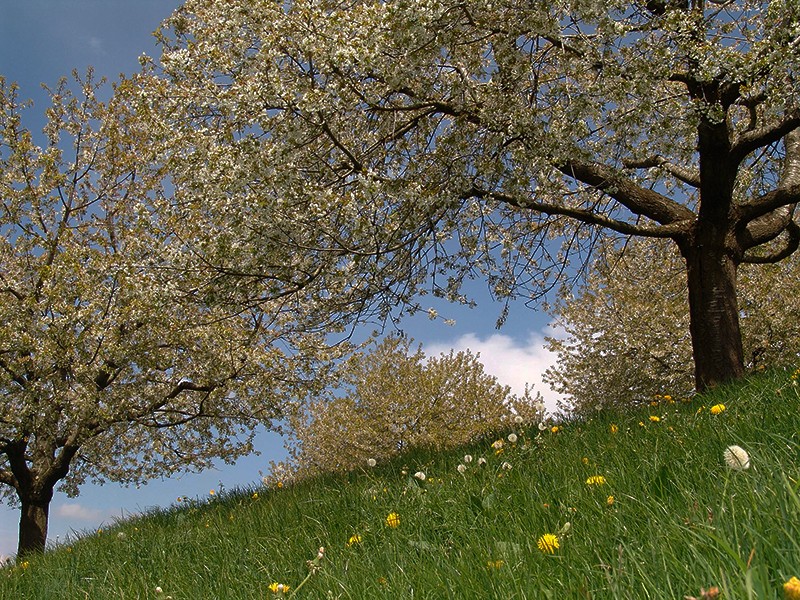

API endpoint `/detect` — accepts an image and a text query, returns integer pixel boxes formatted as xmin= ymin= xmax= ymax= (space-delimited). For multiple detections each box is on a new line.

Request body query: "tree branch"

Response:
xmin=464 ymin=185 xmax=693 ymax=238
xmin=623 ymin=155 xmax=701 ymax=188
xmin=742 ymin=220 xmax=800 ymax=264
xmin=732 ymin=113 xmax=800 ymax=164
xmin=559 ymin=159 xmax=696 ymax=226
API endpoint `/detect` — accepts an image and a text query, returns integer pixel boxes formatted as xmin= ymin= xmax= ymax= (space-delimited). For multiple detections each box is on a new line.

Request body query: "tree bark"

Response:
xmin=17 ymin=495 xmax=51 ymax=557
xmin=681 ymin=239 xmax=745 ymax=392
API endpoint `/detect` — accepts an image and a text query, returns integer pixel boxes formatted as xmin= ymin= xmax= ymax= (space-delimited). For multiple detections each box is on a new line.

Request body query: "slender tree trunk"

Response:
xmin=682 ymin=240 xmax=745 ymax=392
xmin=17 ymin=494 xmax=51 ymax=556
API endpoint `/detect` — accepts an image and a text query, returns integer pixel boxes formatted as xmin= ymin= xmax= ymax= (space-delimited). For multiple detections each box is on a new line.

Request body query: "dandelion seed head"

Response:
xmin=457 ymin=464 xmax=467 ymax=474
xmin=723 ymin=445 xmax=750 ymax=470
xmin=367 ymin=458 xmax=377 ymax=467
xmin=414 ymin=471 xmax=426 ymax=481
xmin=507 ymin=433 xmax=518 ymax=443
xmin=463 ymin=454 xmax=473 ymax=463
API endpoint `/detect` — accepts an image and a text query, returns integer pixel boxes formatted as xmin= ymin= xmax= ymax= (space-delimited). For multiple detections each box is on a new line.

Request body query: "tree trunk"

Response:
xmin=682 ymin=241 xmax=745 ymax=392
xmin=17 ymin=495 xmax=51 ymax=556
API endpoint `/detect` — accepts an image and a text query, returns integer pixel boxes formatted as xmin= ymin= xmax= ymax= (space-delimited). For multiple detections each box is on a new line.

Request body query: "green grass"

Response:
xmin=3 ymin=367 xmax=800 ymax=599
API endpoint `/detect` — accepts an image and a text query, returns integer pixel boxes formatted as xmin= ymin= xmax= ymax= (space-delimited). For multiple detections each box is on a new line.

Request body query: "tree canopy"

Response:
xmin=139 ymin=0 xmax=800 ymax=392
xmin=276 ymin=336 xmax=543 ymax=481
xmin=0 ymin=74 xmax=333 ymax=556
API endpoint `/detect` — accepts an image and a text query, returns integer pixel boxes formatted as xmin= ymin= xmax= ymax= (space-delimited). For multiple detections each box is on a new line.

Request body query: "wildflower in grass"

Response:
xmin=347 ymin=534 xmax=362 ymax=547
xmin=209 ymin=489 xmax=215 ymax=496
xmin=582 ymin=457 xmax=589 ymax=465
xmin=514 ymin=415 xmax=524 ymax=424
xmin=639 ymin=421 xmax=645 ymax=427
xmin=538 ymin=422 xmax=548 ymax=431
xmin=252 ymin=492 xmax=259 ymax=500
xmin=586 ymin=475 xmax=606 ymax=486
xmin=710 ymin=403 xmax=726 ymax=415
xmin=649 ymin=415 xmax=660 ymax=422
xmin=268 ymin=582 xmax=290 ymax=594
xmin=784 ymin=576 xmax=800 ymax=599
xmin=607 ymin=495 xmax=615 ymax=506
xmin=492 ymin=439 xmax=504 ymax=454
xmin=477 ymin=457 xmax=487 ymax=466
xmin=487 ymin=559 xmax=505 ymax=569
xmin=610 ymin=424 xmax=618 ymax=434
xmin=507 ymin=433 xmax=518 ymax=443
xmin=414 ymin=471 xmax=426 ymax=481
xmin=386 ymin=512 xmax=400 ymax=528
xmin=501 ymin=461 xmax=513 ymax=470
xmin=367 ymin=458 xmax=377 ymax=467
xmin=723 ymin=445 xmax=751 ymax=470
xmin=457 ymin=464 xmax=467 ymax=474
xmin=537 ymin=533 xmax=559 ymax=554
xmin=155 ymin=587 xmax=163 ymax=594
xmin=551 ymin=425 xmax=560 ymax=433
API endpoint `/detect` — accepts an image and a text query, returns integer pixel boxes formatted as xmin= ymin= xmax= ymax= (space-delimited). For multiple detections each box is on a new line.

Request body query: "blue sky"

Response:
xmin=0 ymin=0 xmax=558 ymax=559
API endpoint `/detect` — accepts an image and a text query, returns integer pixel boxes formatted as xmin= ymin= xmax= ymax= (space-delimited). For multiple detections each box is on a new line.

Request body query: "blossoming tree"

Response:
xmin=544 ymin=237 xmax=800 ymax=415
xmin=0 ymin=74 xmax=332 ymax=556
xmin=276 ymin=336 xmax=543 ymax=481
xmin=141 ymin=0 xmax=800 ymax=394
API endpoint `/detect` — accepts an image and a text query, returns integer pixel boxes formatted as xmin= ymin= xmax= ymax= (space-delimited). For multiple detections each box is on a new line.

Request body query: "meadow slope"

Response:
xmin=2 ymin=367 xmax=799 ymax=599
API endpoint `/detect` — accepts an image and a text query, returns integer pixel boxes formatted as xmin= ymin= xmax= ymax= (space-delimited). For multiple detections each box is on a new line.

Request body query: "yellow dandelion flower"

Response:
xmin=581 ymin=457 xmax=589 ymax=465
xmin=710 ymin=403 xmax=726 ymax=415
xmin=586 ymin=475 xmax=606 ymax=486
xmin=268 ymin=582 xmax=290 ymax=594
xmin=610 ymin=424 xmax=618 ymax=434
xmin=386 ymin=512 xmax=400 ymax=528
xmin=649 ymin=415 xmax=661 ymax=422
xmin=551 ymin=426 xmax=560 ymax=433
xmin=537 ymin=533 xmax=559 ymax=554
xmin=784 ymin=576 xmax=800 ymax=600
xmin=607 ymin=495 xmax=615 ymax=506
xmin=663 ymin=395 xmax=673 ymax=402
xmin=347 ymin=534 xmax=362 ymax=546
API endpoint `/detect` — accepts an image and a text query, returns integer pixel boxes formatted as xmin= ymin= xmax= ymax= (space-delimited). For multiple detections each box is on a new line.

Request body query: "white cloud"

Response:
xmin=424 ymin=328 xmax=564 ymax=415
xmin=55 ymin=503 xmax=105 ymax=522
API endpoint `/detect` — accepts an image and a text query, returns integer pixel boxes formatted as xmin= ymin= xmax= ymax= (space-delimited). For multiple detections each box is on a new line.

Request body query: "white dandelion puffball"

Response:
xmin=723 ymin=445 xmax=750 ymax=470
xmin=367 ymin=458 xmax=377 ymax=467
xmin=457 ymin=464 xmax=467 ymax=474
xmin=508 ymin=433 xmax=518 ymax=443
xmin=414 ymin=471 xmax=426 ymax=481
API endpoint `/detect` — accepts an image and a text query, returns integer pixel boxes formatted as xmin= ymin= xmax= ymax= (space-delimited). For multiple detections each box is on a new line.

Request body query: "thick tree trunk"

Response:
xmin=682 ymin=243 xmax=745 ymax=392
xmin=17 ymin=495 xmax=50 ymax=556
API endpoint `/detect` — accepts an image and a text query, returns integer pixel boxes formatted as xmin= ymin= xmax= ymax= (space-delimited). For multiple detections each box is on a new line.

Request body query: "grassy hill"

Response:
xmin=3 ymin=367 xmax=799 ymax=599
